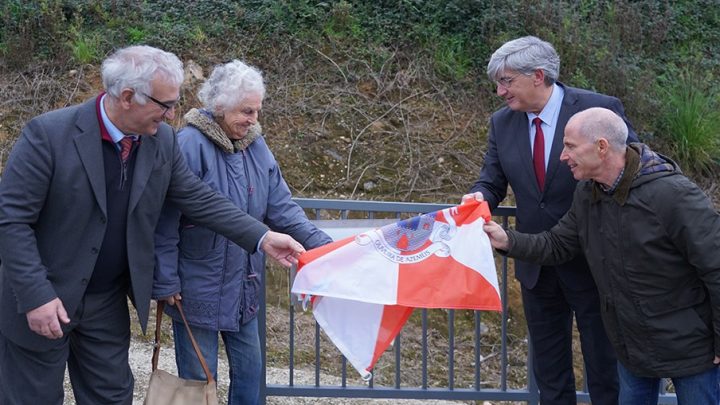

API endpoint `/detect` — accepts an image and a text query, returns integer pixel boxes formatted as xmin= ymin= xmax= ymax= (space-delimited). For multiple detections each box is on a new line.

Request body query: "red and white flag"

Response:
xmin=291 ymin=200 xmax=501 ymax=379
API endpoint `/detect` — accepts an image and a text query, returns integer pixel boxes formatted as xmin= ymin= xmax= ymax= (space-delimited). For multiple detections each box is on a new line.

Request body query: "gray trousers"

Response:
xmin=0 ymin=288 xmax=134 ymax=405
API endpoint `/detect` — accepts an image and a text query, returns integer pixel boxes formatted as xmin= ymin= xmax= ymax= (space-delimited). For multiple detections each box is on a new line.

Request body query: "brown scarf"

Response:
xmin=183 ymin=108 xmax=261 ymax=153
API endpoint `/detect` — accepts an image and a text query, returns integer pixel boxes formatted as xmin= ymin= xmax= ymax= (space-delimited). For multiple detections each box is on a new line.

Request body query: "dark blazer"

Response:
xmin=0 ymin=98 xmax=268 ymax=351
xmin=471 ymin=83 xmax=638 ymax=289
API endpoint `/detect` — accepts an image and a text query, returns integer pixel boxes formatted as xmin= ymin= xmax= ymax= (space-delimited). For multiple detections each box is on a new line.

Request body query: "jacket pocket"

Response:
xmin=636 ymin=286 xmax=711 ymax=362
xmin=637 ymin=285 xmax=705 ymax=317
xmin=179 ymin=226 xmax=219 ymax=259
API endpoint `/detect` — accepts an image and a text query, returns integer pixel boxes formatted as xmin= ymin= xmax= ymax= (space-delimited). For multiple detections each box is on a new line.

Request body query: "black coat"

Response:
xmin=507 ymin=145 xmax=720 ymax=378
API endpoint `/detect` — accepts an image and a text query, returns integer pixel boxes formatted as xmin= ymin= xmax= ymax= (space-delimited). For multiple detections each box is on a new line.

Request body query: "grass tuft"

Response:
xmin=658 ymin=70 xmax=720 ymax=175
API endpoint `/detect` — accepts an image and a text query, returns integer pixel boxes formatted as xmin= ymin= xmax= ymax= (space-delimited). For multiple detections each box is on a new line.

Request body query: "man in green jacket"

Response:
xmin=481 ymin=107 xmax=720 ymax=404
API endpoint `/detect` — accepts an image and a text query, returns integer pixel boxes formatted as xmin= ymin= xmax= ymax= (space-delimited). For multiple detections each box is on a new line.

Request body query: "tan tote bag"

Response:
xmin=143 ymin=300 xmax=219 ymax=405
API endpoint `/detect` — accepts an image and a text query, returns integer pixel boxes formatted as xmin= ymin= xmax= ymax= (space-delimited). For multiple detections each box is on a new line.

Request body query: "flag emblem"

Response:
xmin=379 ymin=212 xmax=437 ymax=252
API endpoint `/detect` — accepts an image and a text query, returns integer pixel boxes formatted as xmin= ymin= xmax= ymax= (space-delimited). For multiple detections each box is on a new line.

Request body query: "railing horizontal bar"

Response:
xmin=264 ymin=385 xmax=543 ymax=400
xmin=266 ymin=386 xmax=675 ymax=403
xmin=293 ymin=197 xmax=515 ymax=216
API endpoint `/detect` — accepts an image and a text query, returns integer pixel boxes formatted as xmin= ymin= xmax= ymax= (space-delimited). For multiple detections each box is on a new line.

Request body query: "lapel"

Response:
xmin=128 ymin=133 xmax=159 ymax=214
xmin=74 ymin=100 xmax=107 ymax=217
xmin=545 ymin=83 xmax=579 ymax=188
xmin=509 ymin=112 xmax=537 ymax=190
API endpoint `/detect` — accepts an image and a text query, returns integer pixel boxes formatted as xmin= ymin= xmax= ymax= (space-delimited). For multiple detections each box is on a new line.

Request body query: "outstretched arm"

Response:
xmin=483 ymin=220 xmax=510 ymax=251
xmin=261 ymin=231 xmax=305 ymax=267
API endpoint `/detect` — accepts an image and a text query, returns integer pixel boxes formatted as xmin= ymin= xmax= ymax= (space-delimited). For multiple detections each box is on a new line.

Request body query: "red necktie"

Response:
xmin=120 ymin=137 xmax=133 ymax=163
xmin=532 ymin=117 xmax=545 ymax=191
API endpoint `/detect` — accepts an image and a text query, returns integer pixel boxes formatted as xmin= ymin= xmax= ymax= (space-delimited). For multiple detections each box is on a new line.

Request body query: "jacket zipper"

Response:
xmin=242 ymin=150 xmax=257 ymax=281
xmin=242 ymin=150 xmax=255 ymax=197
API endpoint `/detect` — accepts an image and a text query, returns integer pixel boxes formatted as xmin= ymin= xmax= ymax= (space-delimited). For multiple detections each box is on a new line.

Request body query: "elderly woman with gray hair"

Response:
xmin=153 ymin=60 xmax=332 ymax=405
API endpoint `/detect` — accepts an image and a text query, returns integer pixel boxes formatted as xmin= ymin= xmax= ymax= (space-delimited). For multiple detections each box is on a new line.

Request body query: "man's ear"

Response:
xmin=597 ymin=138 xmax=610 ymax=155
xmin=118 ymin=88 xmax=135 ymax=109
xmin=533 ymin=69 xmax=546 ymax=86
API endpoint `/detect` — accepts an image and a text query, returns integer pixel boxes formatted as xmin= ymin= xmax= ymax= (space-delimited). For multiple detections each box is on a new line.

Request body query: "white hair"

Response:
xmin=487 ymin=36 xmax=560 ymax=86
xmin=198 ymin=60 xmax=265 ymax=114
xmin=101 ymin=45 xmax=184 ymax=104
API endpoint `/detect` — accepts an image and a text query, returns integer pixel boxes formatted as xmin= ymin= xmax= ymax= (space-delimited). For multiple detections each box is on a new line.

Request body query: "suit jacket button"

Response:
xmin=100 ymin=217 xmax=107 ymax=224
xmin=81 ymin=279 xmax=88 ymax=285
xmin=91 ymin=248 xmax=99 ymax=254
xmin=539 ymin=202 xmax=546 ymax=209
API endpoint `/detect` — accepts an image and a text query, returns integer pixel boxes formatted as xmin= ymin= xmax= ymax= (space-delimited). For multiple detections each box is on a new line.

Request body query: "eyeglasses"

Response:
xmin=494 ymin=74 xmax=523 ymax=89
xmin=140 ymin=92 xmax=179 ymax=114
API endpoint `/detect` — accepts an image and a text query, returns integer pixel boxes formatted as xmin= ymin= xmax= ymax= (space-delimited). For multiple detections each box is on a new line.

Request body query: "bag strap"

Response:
xmin=151 ymin=300 xmax=216 ymax=384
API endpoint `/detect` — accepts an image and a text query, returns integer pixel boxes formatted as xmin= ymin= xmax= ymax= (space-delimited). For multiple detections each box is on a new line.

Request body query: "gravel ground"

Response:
xmin=62 ymin=337 xmax=476 ymax=405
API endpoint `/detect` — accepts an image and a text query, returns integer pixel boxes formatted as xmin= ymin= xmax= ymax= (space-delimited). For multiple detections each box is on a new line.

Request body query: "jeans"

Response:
xmin=618 ymin=361 xmax=719 ymax=405
xmin=173 ymin=317 xmax=262 ymax=405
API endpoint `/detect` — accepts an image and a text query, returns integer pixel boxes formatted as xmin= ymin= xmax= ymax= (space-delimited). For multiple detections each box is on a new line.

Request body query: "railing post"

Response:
xmin=527 ymin=339 xmax=539 ymax=405
xmin=258 ymin=263 xmax=268 ymax=405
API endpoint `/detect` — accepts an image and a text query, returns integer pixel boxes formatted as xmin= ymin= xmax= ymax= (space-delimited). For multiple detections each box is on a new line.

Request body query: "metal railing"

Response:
xmin=258 ymin=198 xmax=678 ymax=404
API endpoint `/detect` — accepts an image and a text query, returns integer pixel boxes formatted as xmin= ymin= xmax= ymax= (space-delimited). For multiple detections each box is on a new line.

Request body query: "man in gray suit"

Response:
xmin=464 ymin=36 xmax=638 ymax=405
xmin=0 ymin=45 xmax=304 ymax=404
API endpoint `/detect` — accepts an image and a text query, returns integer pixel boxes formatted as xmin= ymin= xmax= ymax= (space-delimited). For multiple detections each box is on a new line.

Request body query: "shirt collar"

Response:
xmin=100 ymin=94 xmax=137 ymax=143
xmin=526 ymin=83 xmax=564 ymax=125
xmin=599 ymin=168 xmax=625 ymax=194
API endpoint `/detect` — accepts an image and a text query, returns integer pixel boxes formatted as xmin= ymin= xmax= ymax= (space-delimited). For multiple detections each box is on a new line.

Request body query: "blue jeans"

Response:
xmin=173 ymin=317 xmax=262 ymax=405
xmin=618 ymin=361 xmax=719 ymax=405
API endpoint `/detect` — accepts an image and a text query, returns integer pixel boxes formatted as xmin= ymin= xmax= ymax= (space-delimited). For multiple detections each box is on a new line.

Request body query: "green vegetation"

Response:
xmin=68 ymin=29 xmax=102 ymax=64
xmin=1 ymin=0 xmax=719 ymax=179
xmin=657 ymin=70 xmax=720 ymax=175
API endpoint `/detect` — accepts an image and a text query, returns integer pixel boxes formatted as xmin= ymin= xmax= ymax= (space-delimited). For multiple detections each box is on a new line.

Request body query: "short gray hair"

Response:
xmin=101 ymin=45 xmax=184 ymax=104
xmin=487 ymin=36 xmax=560 ymax=86
xmin=569 ymin=107 xmax=628 ymax=149
xmin=198 ymin=60 xmax=265 ymax=114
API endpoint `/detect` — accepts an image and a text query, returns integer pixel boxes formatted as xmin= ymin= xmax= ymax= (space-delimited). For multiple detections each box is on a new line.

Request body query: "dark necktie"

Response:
xmin=120 ymin=136 xmax=133 ymax=163
xmin=532 ymin=117 xmax=545 ymax=191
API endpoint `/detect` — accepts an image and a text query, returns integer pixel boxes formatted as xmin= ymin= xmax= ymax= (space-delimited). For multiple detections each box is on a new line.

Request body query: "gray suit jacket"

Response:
xmin=471 ymin=83 xmax=638 ymax=289
xmin=0 ymin=97 xmax=268 ymax=350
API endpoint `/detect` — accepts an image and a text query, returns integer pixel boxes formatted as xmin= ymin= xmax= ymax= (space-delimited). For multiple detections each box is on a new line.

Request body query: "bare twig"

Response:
xmin=345 ymin=91 xmax=426 ymax=182
xmin=349 ymin=164 xmax=373 ymax=200
xmin=298 ymin=39 xmax=348 ymax=84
